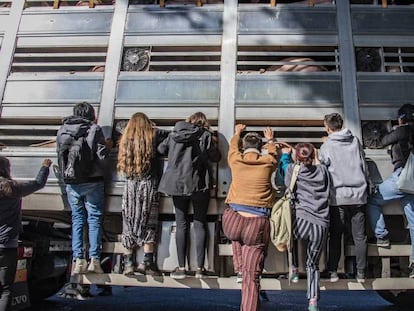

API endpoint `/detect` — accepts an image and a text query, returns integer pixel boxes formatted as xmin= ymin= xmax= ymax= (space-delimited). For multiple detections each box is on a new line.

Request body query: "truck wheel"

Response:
xmin=29 ymin=273 xmax=67 ymax=302
xmin=377 ymin=290 xmax=414 ymax=308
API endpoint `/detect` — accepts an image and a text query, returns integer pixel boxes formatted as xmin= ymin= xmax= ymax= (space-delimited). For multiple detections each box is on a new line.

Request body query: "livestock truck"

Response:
xmin=0 ymin=0 xmax=413 ymax=309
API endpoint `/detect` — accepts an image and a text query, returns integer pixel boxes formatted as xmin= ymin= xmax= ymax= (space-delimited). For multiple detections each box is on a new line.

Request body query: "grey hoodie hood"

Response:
xmin=319 ymin=128 xmax=368 ymax=206
xmin=171 ymin=121 xmax=202 ymax=143
xmin=328 ymin=128 xmax=354 ymax=143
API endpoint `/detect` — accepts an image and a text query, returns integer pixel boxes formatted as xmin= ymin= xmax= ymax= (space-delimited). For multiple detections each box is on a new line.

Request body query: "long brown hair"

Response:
xmin=0 ymin=156 xmax=14 ymax=197
xmin=117 ymin=112 xmax=154 ymax=177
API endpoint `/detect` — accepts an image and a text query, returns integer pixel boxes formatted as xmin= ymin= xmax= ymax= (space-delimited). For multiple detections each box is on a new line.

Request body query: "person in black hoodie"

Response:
xmin=0 ymin=157 xmax=51 ymax=311
xmin=56 ymin=102 xmax=111 ymax=275
xmin=157 ymin=112 xmax=221 ymax=279
xmin=367 ymin=103 xmax=414 ymax=278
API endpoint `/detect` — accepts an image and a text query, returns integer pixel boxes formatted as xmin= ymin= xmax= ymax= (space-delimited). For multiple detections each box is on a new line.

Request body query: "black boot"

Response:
xmin=123 ymin=253 xmax=135 ymax=275
xmin=137 ymin=253 xmax=160 ymax=276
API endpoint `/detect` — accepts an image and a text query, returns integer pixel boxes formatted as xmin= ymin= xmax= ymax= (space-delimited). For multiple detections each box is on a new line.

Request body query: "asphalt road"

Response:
xmin=27 ymin=286 xmax=412 ymax=311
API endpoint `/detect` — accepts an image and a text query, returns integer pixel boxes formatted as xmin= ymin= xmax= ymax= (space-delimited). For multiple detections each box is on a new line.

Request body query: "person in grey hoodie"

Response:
xmin=319 ymin=113 xmax=369 ymax=283
xmin=0 ymin=157 xmax=51 ymax=311
xmin=281 ymin=143 xmax=330 ymax=311
xmin=157 ymin=112 xmax=221 ymax=279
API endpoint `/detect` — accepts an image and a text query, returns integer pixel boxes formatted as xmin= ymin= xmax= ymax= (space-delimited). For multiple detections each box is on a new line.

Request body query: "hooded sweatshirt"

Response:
xmin=56 ymin=116 xmax=110 ymax=184
xmin=157 ymin=121 xmax=221 ymax=196
xmin=319 ymin=128 xmax=368 ymax=206
xmin=285 ymin=163 xmax=330 ymax=227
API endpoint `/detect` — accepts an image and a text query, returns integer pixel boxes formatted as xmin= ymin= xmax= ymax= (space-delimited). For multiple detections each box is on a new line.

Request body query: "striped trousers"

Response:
xmin=292 ymin=217 xmax=328 ymax=301
xmin=222 ymin=207 xmax=270 ymax=311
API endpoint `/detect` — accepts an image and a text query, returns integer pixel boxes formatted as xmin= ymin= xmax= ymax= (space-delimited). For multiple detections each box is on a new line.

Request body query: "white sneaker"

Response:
xmin=73 ymin=258 xmax=88 ymax=274
xmin=87 ymin=258 xmax=104 ymax=274
xmin=236 ymin=272 xmax=242 ymax=284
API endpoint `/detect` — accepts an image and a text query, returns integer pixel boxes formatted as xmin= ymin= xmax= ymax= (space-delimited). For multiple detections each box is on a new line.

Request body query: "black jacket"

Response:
xmin=380 ymin=124 xmax=413 ymax=171
xmin=157 ymin=121 xmax=221 ymax=196
xmin=0 ymin=166 xmax=49 ymax=248
xmin=56 ymin=116 xmax=110 ymax=184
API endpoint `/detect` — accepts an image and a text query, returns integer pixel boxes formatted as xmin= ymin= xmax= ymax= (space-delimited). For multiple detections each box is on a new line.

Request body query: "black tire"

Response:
xmin=29 ymin=273 xmax=67 ymax=302
xmin=377 ymin=290 xmax=414 ymax=308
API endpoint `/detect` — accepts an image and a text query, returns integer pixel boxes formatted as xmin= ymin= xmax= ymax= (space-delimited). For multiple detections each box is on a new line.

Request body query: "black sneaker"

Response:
xmin=170 ymin=267 xmax=186 ymax=280
xmin=195 ymin=267 xmax=207 ymax=279
xmin=376 ymin=237 xmax=390 ymax=248
xmin=137 ymin=261 xmax=161 ymax=276
xmin=409 ymin=262 xmax=414 ymax=278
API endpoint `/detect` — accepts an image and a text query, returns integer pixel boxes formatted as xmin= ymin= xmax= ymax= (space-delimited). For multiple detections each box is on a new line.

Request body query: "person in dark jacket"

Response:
xmin=0 ymin=157 xmax=51 ymax=311
xmin=56 ymin=102 xmax=111 ymax=275
xmin=281 ymin=143 xmax=330 ymax=311
xmin=117 ymin=112 xmax=169 ymax=275
xmin=157 ymin=112 xmax=221 ymax=279
xmin=367 ymin=103 xmax=414 ymax=278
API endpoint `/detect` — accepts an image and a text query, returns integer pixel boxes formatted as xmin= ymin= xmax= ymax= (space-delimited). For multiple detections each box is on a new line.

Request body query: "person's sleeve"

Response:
xmin=380 ymin=127 xmax=401 ymax=148
xmin=157 ymin=135 xmax=170 ymax=155
xmin=284 ymin=164 xmax=293 ymax=187
xmin=318 ymin=144 xmax=330 ymax=166
xmin=227 ymin=133 xmax=242 ymax=164
xmin=15 ymin=166 xmax=50 ymax=197
xmin=279 ymin=153 xmax=292 ymax=173
xmin=95 ymin=126 xmax=110 ymax=160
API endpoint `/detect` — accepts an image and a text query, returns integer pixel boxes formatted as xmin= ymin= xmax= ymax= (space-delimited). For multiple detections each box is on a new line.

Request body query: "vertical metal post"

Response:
xmin=217 ymin=0 xmax=238 ymax=198
xmin=0 ymin=0 xmax=25 ymax=113
xmin=336 ymin=0 xmax=362 ymax=140
xmin=97 ymin=0 xmax=128 ymax=139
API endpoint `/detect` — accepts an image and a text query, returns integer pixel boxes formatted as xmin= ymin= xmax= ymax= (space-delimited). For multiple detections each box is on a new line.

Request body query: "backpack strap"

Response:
xmin=287 ymin=164 xmax=300 ymax=194
xmin=286 ymin=164 xmax=300 ymax=285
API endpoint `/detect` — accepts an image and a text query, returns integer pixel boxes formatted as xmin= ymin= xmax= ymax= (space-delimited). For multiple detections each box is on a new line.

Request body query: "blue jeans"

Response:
xmin=367 ymin=167 xmax=414 ymax=260
xmin=66 ymin=182 xmax=105 ymax=259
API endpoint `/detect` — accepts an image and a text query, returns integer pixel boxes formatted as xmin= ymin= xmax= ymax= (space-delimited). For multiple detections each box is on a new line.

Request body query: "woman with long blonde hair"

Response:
xmin=117 ymin=112 xmax=168 ymax=275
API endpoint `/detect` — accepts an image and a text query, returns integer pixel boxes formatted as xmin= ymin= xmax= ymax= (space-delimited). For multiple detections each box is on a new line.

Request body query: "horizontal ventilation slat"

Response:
xmin=11 ymin=47 xmax=107 ymax=72
xmin=237 ymin=46 xmax=339 ymax=72
xmin=121 ymin=46 xmax=221 ymax=72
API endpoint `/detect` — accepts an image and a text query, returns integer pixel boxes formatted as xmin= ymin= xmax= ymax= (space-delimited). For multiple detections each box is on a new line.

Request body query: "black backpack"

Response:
xmin=58 ymin=131 xmax=94 ymax=184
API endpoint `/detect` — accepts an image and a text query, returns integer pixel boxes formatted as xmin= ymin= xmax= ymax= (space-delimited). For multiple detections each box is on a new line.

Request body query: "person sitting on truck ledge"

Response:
xmin=222 ymin=124 xmax=277 ymax=311
xmin=56 ymin=102 xmax=112 ymax=274
xmin=367 ymin=103 xmax=414 ymax=278
xmin=0 ymin=157 xmax=52 ymax=311
xmin=319 ymin=113 xmax=370 ymax=283
xmin=117 ymin=112 xmax=169 ymax=275
xmin=157 ymin=112 xmax=221 ymax=279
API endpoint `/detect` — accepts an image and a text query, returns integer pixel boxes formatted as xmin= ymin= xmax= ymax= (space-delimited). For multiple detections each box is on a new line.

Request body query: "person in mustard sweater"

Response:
xmin=222 ymin=124 xmax=278 ymax=311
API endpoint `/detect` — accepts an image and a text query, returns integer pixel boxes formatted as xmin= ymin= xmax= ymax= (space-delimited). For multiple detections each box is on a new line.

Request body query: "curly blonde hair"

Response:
xmin=117 ymin=112 xmax=154 ymax=177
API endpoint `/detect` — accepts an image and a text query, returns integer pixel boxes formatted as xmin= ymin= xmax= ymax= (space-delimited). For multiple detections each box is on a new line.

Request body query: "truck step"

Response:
xmin=71 ymin=273 xmax=414 ymax=291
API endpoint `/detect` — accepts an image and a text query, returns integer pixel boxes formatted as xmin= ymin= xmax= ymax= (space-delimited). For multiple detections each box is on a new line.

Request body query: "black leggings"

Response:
xmin=0 ymin=248 xmax=17 ymax=311
xmin=172 ymin=191 xmax=210 ymax=268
